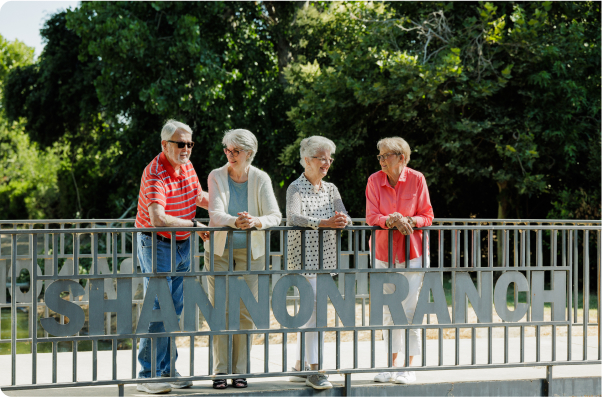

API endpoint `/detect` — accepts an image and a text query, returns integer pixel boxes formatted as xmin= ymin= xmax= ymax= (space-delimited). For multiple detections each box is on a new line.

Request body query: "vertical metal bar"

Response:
xmin=520 ymin=325 xmax=525 ymax=363
xmin=190 ymin=336 xmax=194 ymax=377
xmin=598 ymin=230 xmax=601 ymax=361
xmin=113 ymin=232 xmax=119 ymax=275
xmin=208 ymin=335 xmax=213 ymax=375
xmin=53 ymin=233 xmax=59 ymax=276
xmin=562 ymin=230 xmax=566 ymax=267
xmin=370 ymin=330 xmax=375 ymax=368
xmin=488 ymin=230 xmax=493 ymax=268
xmin=371 ymin=231 xmax=376 ymax=270
xmin=388 ymin=229 xmax=393 ymax=267
xmin=52 ymin=341 xmax=57 ymax=383
xmin=73 ymin=340 xmax=77 ymax=382
xmin=93 ymin=339 xmax=98 ymax=380
xmin=471 ymin=327 xmax=476 ymax=365
xmin=405 ymin=234 xmax=410 ymax=265
xmin=227 ymin=334 xmax=233 ymax=374
xmin=464 ymin=227 xmax=468 ymax=267
xmin=118 ymin=384 xmax=124 ymax=397
xmin=536 ymin=325 xmax=541 ymax=362
xmin=552 ymin=325 xmax=556 ymax=362
xmin=301 ymin=230 xmax=306 ymax=271
xmin=264 ymin=333 xmax=269 ymax=373
xmin=438 ymin=328 xmax=443 ymax=366
xmin=488 ymin=326 xmax=493 ymax=364
xmin=300 ymin=331 xmax=305 ymax=371
xmin=337 ymin=230 xmax=342 ymax=270
xmin=132 ymin=338 xmax=137 ymax=378
xmin=209 ymin=232 xmax=214 ymax=273
xmin=514 ymin=229 xmax=518 ymax=268
xmin=150 ymin=338 xmax=156 ymax=378
xmin=31 ymin=234 xmax=38 ymax=384
xmin=93 ymin=233 xmax=99 ymax=276
xmin=422 ymin=324 xmax=427 ymax=367
xmin=247 ymin=334 xmax=251 ymax=375
xmin=247 ymin=230 xmax=252 ymax=269
xmin=282 ymin=332 xmax=287 ymax=372
xmin=404 ymin=328 xmax=410 ymax=367
xmin=504 ymin=326 xmax=509 ymax=363
xmin=336 ymin=331 xmax=341 ymax=369
xmin=353 ymin=330 xmax=358 ymax=368
xmin=318 ymin=331 xmax=323 ymax=370
xmin=112 ymin=338 xmax=117 ymax=380
xmin=170 ymin=337 xmax=176 ymax=377
xmin=574 ymin=230 xmax=579 ymax=323
xmin=388 ymin=328 xmax=393 ymax=368
xmin=546 ymin=365 xmax=553 ymax=397
xmin=345 ymin=373 xmax=352 ymax=396
xmin=455 ymin=327 xmax=459 ymax=366
xmin=319 ymin=230 xmax=324 ymax=270
xmin=171 ymin=232 xmax=177 ymax=275
xmin=11 ymin=234 xmax=17 ymax=385
xmin=583 ymin=229 xmax=589 ymax=360
xmin=568 ymin=230 xmax=573 ymax=360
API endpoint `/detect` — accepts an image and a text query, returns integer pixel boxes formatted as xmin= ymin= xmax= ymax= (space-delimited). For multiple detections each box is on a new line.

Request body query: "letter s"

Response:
xmin=41 ymin=280 xmax=85 ymax=336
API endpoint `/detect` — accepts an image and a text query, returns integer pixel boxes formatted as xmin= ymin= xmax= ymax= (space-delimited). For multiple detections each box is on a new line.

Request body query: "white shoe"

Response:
xmin=394 ymin=371 xmax=416 ymax=384
xmin=162 ymin=371 xmax=192 ymax=389
xmin=374 ymin=372 xmax=392 ymax=382
xmin=136 ymin=382 xmax=172 ymax=394
xmin=288 ymin=365 xmax=311 ymax=382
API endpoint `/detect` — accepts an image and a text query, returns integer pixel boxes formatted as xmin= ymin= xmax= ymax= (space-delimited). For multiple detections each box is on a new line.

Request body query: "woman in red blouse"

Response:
xmin=365 ymin=137 xmax=434 ymax=384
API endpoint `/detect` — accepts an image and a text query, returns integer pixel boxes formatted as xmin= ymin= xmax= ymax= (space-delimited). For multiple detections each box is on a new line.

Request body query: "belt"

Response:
xmin=141 ymin=231 xmax=188 ymax=244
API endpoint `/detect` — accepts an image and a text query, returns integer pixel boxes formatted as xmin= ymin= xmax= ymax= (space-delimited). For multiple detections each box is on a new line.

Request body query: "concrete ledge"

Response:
xmin=3 ymin=376 xmax=601 ymax=397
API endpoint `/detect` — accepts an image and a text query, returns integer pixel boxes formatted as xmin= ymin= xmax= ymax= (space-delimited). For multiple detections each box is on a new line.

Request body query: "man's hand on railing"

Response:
xmin=319 ymin=211 xmax=348 ymax=228
xmin=196 ymin=223 xmax=210 ymax=242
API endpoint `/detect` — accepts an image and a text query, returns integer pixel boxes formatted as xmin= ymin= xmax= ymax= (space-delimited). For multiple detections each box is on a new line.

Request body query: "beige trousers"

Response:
xmin=204 ymin=248 xmax=264 ymax=374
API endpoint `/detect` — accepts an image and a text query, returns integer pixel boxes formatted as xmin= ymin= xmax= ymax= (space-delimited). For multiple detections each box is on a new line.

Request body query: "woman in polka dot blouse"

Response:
xmin=285 ymin=136 xmax=352 ymax=390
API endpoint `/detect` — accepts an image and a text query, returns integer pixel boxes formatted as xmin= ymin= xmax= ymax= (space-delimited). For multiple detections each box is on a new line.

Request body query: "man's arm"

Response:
xmin=148 ymin=203 xmax=195 ymax=227
xmin=196 ymin=190 xmax=209 ymax=209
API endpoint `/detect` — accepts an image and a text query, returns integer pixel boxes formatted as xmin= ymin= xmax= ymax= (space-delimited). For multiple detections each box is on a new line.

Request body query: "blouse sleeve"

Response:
xmin=365 ymin=175 xmax=389 ymax=228
xmin=286 ymin=184 xmax=321 ymax=230
xmin=332 ymin=184 xmax=352 ymax=225
xmin=413 ymin=174 xmax=434 ymax=228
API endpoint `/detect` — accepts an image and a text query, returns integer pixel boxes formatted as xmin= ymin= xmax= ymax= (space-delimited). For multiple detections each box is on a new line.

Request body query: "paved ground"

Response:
xmin=1 ymin=336 xmax=600 ymax=396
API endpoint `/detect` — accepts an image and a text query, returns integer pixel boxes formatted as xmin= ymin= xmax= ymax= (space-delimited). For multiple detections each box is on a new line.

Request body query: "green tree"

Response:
xmin=283 ymin=1 xmax=600 ymax=219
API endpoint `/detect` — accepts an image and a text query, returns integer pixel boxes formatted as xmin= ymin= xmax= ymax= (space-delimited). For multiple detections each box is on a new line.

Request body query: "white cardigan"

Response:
xmin=204 ymin=163 xmax=282 ymax=259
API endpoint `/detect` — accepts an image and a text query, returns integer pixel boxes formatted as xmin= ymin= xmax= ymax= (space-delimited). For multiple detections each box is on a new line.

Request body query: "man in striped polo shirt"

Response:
xmin=134 ymin=119 xmax=209 ymax=394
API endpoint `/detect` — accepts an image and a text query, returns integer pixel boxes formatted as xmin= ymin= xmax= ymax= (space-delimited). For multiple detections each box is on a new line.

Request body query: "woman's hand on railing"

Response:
xmin=319 ymin=212 xmax=348 ymax=229
xmin=236 ymin=212 xmax=263 ymax=230
xmin=392 ymin=217 xmax=413 ymax=235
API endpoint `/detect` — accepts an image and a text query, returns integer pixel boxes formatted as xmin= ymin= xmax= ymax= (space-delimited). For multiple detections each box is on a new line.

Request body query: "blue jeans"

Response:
xmin=137 ymin=232 xmax=190 ymax=379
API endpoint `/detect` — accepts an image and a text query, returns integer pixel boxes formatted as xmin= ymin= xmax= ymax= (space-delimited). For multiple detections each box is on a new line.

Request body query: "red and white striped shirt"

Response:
xmin=135 ymin=152 xmax=206 ymax=240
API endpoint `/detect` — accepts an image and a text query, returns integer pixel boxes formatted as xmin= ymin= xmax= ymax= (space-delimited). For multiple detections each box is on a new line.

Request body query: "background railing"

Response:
xmin=0 ymin=219 xmax=600 ymax=395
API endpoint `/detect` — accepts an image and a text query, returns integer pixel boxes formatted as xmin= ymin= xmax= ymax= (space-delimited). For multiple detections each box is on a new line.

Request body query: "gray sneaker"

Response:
xmin=306 ymin=374 xmax=332 ymax=390
xmin=136 ymin=382 xmax=172 ymax=394
xmin=161 ymin=371 xmax=193 ymax=389
xmin=288 ymin=366 xmax=311 ymax=382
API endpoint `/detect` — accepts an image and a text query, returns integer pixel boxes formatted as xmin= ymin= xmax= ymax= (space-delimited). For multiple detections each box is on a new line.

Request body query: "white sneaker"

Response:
xmin=374 ymin=372 xmax=392 ymax=382
xmin=306 ymin=374 xmax=332 ymax=390
xmin=161 ymin=371 xmax=192 ymax=389
xmin=288 ymin=365 xmax=311 ymax=382
xmin=394 ymin=371 xmax=416 ymax=384
xmin=136 ymin=382 xmax=172 ymax=394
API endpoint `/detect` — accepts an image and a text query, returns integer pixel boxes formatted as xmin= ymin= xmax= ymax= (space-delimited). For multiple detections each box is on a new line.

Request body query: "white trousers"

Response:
xmin=375 ymin=257 xmax=427 ymax=360
xmin=295 ymin=276 xmax=319 ymax=365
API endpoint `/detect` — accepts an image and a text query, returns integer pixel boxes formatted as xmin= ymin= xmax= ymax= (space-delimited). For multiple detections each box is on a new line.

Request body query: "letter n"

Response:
xmin=317 ymin=274 xmax=356 ymax=327
xmin=183 ymin=277 xmax=226 ymax=331
xmin=228 ymin=275 xmax=269 ymax=330
xmin=454 ymin=272 xmax=492 ymax=323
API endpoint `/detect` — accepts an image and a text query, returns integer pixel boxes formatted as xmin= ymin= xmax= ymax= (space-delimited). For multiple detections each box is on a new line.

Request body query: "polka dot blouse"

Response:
xmin=286 ymin=173 xmax=352 ymax=275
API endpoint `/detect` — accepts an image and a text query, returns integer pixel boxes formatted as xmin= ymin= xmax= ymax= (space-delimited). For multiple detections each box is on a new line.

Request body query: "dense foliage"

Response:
xmin=1 ymin=1 xmax=600 ymax=221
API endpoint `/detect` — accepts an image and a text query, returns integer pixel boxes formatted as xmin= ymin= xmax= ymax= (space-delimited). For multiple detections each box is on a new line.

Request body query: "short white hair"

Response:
xmin=299 ymin=136 xmax=336 ymax=168
xmin=222 ymin=129 xmax=258 ymax=165
xmin=161 ymin=119 xmax=192 ymax=141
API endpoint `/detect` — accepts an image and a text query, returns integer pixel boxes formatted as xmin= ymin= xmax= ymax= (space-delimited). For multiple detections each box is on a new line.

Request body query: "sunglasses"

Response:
xmin=168 ymin=140 xmax=194 ymax=149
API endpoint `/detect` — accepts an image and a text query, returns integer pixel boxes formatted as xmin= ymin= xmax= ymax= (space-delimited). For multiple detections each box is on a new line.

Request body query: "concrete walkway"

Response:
xmin=1 ymin=336 xmax=600 ymax=396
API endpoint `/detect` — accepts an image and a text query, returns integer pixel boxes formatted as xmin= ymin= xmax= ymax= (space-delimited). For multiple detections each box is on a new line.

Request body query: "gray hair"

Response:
xmin=161 ymin=119 xmax=193 ymax=141
xmin=222 ymin=129 xmax=258 ymax=165
xmin=377 ymin=137 xmax=411 ymax=166
xmin=299 ymin=136 xmax=336 ymax=168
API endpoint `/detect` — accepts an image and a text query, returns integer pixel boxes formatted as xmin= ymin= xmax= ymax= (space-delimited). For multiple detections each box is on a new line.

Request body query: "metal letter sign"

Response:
xmin=89 ymin=278 xmax=132 ymax=335
xmin=136 ymin=278 xmax=179 ymax=333
xmin=494 ymin=272 xmax=529 ymax=322
xmin=370 ymin=273 xmax=409 ymax=326
xmin=531 ymin=271 xmax=566 ymax=321
xmin=317 ymin=274 xmax=356 ymax=327
xmin=454 ymin=272 xmax=493 ymax=323
xmin=228 ymin=275 xmax=270 ymax=330
xmin=272 ymin=275 xmax=313 ymax=328
xmin=41 ymin=280 xmax=85 ymax=336
xmin=183 ymin=277 xmax=226 ymax=331
xmin=414 ymin=273 xmax=451 ymax=324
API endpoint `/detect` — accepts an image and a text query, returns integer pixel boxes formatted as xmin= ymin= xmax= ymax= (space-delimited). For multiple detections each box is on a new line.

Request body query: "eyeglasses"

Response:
xmin=168 ymin=140 xmax=194 ymax=149
xmin=224 ymin=147 xmax=244 ymax=157
xmin=312 ymin=156 xmax=334 ymax=165
xmin=376 ymin=152 xmax=400 ymax=162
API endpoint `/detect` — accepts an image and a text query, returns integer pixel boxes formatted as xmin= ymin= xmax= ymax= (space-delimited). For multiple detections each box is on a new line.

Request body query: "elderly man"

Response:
xmin=134 ymin=119 xmax=209 ymax=394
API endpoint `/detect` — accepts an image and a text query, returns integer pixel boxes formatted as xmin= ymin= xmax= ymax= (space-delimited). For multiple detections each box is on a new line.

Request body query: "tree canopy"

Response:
xmin=1 ymin=1 xmax=600 ymax=221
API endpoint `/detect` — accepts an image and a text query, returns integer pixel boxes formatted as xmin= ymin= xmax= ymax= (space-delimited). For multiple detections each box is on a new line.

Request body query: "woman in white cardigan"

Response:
xmin=204 ymin=129 xmax=281 ymax=389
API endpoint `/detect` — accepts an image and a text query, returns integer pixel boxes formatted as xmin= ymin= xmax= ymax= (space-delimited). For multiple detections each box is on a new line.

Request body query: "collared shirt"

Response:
xmin=286 ymin=173 xmax=352 ymax=275
xmin=365 ymin=167 xmax=434 ymax=264
xmin=135 ymin=152 xmax=207 ymax=240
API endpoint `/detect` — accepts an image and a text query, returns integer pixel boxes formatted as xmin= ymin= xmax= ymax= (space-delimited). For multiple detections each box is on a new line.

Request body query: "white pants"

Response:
xmin=295 ymin=276 xmax=319 ymax=365
xmin=375 ymin=257 xmax=427 ymax=360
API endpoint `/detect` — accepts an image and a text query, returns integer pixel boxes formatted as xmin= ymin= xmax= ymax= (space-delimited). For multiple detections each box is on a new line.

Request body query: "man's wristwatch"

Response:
xmin=192 ymin=219 xmax=198 ymax=227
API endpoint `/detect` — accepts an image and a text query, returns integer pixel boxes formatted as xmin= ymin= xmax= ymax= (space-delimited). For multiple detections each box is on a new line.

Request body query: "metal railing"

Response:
xmin=0 ymin=218 xmax=600 ymax=395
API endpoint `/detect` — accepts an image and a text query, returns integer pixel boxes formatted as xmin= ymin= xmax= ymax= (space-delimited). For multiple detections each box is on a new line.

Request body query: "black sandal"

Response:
xmin=213 ymin=377 xmax=228 ymax=389
xmin=232 ymin=378 xmax=248 ymax=388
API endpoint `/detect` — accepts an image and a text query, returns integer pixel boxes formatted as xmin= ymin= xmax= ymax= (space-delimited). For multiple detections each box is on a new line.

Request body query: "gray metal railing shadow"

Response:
xmin=0 ymin=219 xmax=600 ymax=395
